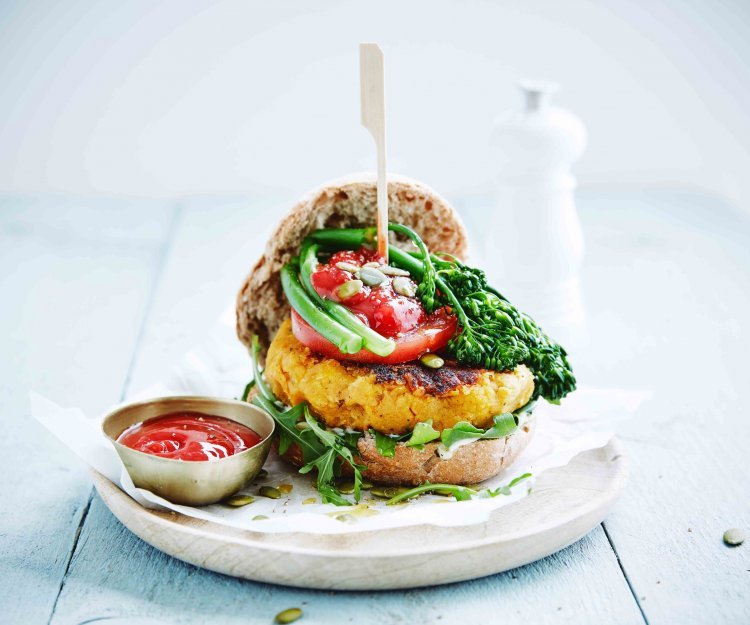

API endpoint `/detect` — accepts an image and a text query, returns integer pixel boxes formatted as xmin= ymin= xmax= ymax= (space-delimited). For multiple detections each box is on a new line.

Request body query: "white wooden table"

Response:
xmin=1 ymin=189 xmax=748 ymax=625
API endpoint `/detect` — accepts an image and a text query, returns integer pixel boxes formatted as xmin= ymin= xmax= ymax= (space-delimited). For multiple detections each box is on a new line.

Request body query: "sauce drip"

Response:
xmin=117 ymin=411 xmax=261 ymax=462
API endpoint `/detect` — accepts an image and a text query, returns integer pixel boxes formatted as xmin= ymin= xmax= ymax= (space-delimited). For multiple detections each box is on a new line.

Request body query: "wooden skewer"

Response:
xmin=359 ymin=43 xmax=389 ymax=262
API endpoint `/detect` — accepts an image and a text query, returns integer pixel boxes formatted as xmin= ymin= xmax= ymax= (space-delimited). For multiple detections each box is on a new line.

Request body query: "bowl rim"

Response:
xmin=101 ymin=395 xmax=276 ymax=465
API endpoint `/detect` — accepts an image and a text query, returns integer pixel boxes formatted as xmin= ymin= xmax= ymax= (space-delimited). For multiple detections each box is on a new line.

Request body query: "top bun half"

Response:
xmin=236 ymin=173 xmax=469 ymax=354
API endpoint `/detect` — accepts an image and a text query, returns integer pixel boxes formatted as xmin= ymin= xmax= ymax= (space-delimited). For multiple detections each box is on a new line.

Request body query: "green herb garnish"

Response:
xmin=404 ymin=419 xmax=440 ymax=449
xmin=441 ymin=412 xmax=518 ymax=448
xmin=387 ymin=472 xmax=534 ymax=504
xmin=486 ymin=472 xmax=533 ymax=497
xmin=240 ymin=378 xmax=256 ymax=402
xmin=385 ymin=483 xmax=477 ymax=505
xmin=247 ymin=337 xmax=360 ymax=505
xmin=298 ymin=405 xmax=365 ymax=505
xmin=372 ymin=429 xmax=398 ymax=457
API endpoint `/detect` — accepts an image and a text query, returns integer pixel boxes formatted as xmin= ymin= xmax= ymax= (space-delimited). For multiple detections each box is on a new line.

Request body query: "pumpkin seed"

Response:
xmin=259 ymin=486 xmax=281 ymax=499
xmin=336 ymin=279 xmax=363 ymax=299
xmin=294 ymin=421 xmax=309 ymax=430
xmin=363 ymin=261 xmax=381 ymax=268
xmin=392 ymin=276 xmax=416 ymax=297
xmin=274 ymin=608 xmax=303 ymax=624
xmin=223 ymin=494 xmax=255 ymax=507
xmin=420 ymin=353 xmax=445 ymax=369
xmin=723 ymin=528 xmax=746 ymax=546
xmin=278 ymin=483 xmax=293 ymax=494
xmin=252 ymin=514 xmax=269 ymax=521
xmin=337 ymin=481 xmax=356 ymax=494
xmin=359 ymin=266 xmax=388 ymax=286
xmin=257 ymin=469 xmax=269 ymax=479
xmin=335 ymin=514 xmax=355 ymax=523
xmin=335 ymin=261 xmax=361 ymax=273
xmin=370 ymin=486 xmax=409 ymax=499
xmin=361 ymin=480 xmax=374 ymax=490
xmin=379 ymin=264 xmax=411 ymax=277
xmin=302 ymin=497 xmax=317 ymax=505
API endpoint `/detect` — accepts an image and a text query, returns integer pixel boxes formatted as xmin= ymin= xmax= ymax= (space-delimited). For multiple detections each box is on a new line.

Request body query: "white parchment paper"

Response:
xmin=31 ymin=307 xmax=649 ymax=534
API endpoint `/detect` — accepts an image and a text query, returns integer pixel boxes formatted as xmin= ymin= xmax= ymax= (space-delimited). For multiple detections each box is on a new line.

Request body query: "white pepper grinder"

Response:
xmin=488 ymin=79 xmax=587 ymax=347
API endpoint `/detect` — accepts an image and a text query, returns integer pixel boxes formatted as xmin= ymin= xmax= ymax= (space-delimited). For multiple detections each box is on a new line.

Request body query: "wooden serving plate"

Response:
xmin=92 ymin=438 xmax=626 ymax=590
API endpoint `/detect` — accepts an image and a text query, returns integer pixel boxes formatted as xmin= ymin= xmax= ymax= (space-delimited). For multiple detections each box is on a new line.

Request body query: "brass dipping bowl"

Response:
xmin=102 ymin=396 xmax=275 ymax=506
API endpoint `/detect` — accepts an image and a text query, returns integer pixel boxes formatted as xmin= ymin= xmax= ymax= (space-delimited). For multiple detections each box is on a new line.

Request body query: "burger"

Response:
xmin=236 ymin=174 xmax=575 ymax=504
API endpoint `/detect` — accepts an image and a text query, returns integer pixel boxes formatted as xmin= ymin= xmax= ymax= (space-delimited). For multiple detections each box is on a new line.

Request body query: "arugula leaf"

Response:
xmin=486 ymin=472 xmax=533 ymax=497
xmin=250 ymin=335 xmax=276 ymax=403
xmin=405 ymin=419 xmax=440 ymax=449
xmin=440 ymin=422 xmax=484 ymax=448
xmin=248 ymin=335 xmax=365 ymax=506
xmin=299 ymin=449 xmax=351 ymax=506
xmin=251 ymin=396 xmax=323 ymax=463
xmin=342 ymin=430 xmax=362 ymax=451
xmin=301 ymin=406 xmax=365 ymax=504
xmin=385 ymin=483 xmax=478 ymax=505
xmin=240 ymin=378 xmax=255 ymax=401
xmin=508 ymin=472 xmax=532 ymax=488
xmin=317 ymin=478 xmax=354 ymax=507
xmin=487 ymin=485 xmax=512 ymax=497
xmin=440 ymin=400 xmax=537 ymax=451
xmin=481 ymin=412 xmax=518 ymax=439
xmin=372 ymin=429 xmax=398 ymax=457
xmin=439 ymin=413 xmax=517 ymax=449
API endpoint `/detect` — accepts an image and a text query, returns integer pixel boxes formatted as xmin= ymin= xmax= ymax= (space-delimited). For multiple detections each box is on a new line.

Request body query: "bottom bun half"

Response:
xmin=278 ymin=413 xmax=536 ymax=486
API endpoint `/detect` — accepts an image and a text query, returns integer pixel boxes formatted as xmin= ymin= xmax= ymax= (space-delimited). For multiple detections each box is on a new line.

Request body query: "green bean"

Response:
xmin=309 ymin=227 xmax=425 ymax=279
xmin=280 ymin=264 xmax=363 ymax=354
xmin=299 ymin=241 xmax=395 ymax=357
xmin=299 ymin=239 xmax=325 ymax=306
xmin=309 ymin=227 xmax=375 ymax=249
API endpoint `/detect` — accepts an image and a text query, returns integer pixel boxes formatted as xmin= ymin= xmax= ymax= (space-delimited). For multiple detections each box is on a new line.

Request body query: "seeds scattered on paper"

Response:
xmin=274 ymin=607 xmax=303 ymax=624
xmin=223 ymin=495 xmax=255 ymax=507
xmin=259 ymin=486 xmax=282 ymax=499
xmin=723 ymin=528 xmax=745 ymax=546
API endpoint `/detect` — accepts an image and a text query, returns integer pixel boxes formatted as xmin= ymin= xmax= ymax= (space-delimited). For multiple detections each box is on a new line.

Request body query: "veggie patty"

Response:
xmin=265 ymin=319 xmax=535 ymax=435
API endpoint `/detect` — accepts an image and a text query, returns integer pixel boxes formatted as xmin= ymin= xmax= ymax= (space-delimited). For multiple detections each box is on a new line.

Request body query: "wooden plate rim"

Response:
xmin=92 ymin=438 xmax=627 ymax=560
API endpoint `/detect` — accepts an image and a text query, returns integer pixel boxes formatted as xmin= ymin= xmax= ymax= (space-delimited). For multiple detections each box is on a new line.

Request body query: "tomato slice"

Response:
xmin=291 ymin=308 xmax=457 ymax=364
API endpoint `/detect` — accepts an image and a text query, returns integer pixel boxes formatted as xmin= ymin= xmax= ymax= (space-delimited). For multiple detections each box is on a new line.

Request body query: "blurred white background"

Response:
xmin=1 ymin=0 xmax=749 ymax=209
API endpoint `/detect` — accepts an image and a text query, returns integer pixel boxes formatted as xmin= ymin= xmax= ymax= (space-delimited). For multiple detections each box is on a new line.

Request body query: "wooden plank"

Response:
xmin=126 ymin=196 xmax=279 ymax=392
xmin=0 ymin=197 xmax=176 ymax=625
xmin=576 ymin=190 xmax=750 ymax=624
xmin=50 ymin=196 xmax=644 ymax=624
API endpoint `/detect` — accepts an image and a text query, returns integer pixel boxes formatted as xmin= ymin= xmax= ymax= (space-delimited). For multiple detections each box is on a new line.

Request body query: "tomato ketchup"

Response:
xmin=117 ymin=412 xmax=261 ymax=461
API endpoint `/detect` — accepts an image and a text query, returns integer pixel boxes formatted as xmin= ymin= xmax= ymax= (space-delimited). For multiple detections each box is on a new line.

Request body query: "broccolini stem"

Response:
xmin=308 ymin=227 xmax=376 ymax=250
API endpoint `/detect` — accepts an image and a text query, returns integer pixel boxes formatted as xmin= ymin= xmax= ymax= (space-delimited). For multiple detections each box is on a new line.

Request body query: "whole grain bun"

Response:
xmin=236 ymin=173 xmax=469 ymax=354
xmin=279 ymin=414 xmax=536 ymax=486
